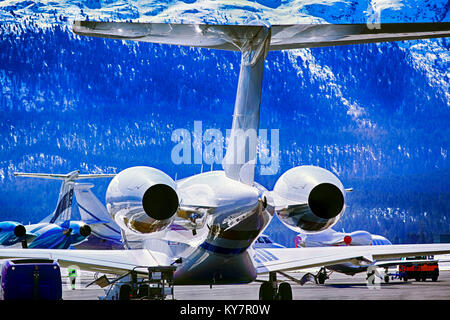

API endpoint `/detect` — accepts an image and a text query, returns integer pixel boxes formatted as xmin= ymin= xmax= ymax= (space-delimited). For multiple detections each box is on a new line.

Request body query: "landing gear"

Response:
xmin=259 ymin=281 xmax=275 ymax=300
xmin=259 ymin=272 xmax=293 ymax=300
xmin=278 ymin=282 xmax=292 ymax=300
xmin=317 ymin=268 xmax=329 ymax=284
xmin=384 ymin=267 xmax=390 ymax=283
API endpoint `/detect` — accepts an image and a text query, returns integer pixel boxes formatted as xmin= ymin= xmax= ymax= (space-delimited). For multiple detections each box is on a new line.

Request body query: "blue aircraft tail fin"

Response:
xmin=14 ymin=171 xmax=116 ymax=226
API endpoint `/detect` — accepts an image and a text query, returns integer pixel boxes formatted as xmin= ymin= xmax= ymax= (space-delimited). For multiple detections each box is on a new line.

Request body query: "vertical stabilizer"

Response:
xmin=74 ymin=183 xmax=121 ymax=243
xmin=14 ymin=171 xmax=116 ymax=226
xmin=222 ymin=27 xmax=271 ymax=184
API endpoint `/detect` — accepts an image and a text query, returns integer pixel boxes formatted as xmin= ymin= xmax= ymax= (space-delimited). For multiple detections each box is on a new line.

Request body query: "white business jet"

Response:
xmin=1 ymin=21 xmax=449 ymax=300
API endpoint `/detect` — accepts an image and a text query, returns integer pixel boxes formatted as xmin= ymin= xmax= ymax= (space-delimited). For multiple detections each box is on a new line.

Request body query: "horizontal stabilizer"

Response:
xmin=15 ymin=171 xmax=116 ymax=181
xmin=73 ymin=21 xmax=450 ymax=51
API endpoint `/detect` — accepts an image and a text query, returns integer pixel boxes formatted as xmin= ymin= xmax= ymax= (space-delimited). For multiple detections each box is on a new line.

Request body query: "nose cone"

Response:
xmin=142 ymin=184 xmax=179 ymax=221
xmin=308 ymin=183 xmax=344 ymax=219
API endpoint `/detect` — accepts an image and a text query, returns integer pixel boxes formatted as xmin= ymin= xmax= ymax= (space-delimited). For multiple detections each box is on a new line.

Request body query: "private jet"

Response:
xmin=0 ymin=171 xmax=114 ymax=249
xmin=1 ymin=20 xmax=449 ymax=300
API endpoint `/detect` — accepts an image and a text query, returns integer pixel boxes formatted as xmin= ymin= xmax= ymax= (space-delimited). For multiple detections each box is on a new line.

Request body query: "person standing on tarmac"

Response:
xmin=68 ymin=267 xmax=77 ymax=290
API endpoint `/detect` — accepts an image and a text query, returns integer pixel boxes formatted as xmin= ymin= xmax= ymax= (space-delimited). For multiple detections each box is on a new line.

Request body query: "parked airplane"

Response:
xmin=293 ymin=229 xmax=445 ymax=284
xmin=294 ymin=228 xmax=397 ymax=283
xmin=0 ymin=171 xmax=115 ymax=249
xmin=1 ymin=21 xmax=450 ymax=300
xmin=294 ymin=228 xmax=392 ymax=248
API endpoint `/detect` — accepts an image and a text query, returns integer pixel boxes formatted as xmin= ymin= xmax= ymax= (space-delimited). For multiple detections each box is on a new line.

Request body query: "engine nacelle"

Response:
xmin=67 ymin=221 xmax=91 ymax=245
xmin=347 ymin=230 xmax=372 ymax=246
xmin=272 ymin=165 xmax=346 ymax=233
xmin=106 ymin=166 xmax=179 ymax=235
xmin=0 ymin=221 xmax=26 ymax=246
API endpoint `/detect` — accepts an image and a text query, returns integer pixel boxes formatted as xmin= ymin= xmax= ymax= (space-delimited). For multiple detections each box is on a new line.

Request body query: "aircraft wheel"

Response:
xmin=119 ymin=284 xmax=132 ymax=300
xmin=137 ymin=284 xmax=149 ymax=298
xmin=278 ymin=282 xmax=292 ymax=300
xmin=259 ymin=282 xmax=275 ymax=300
xmin=384 ymin=275 xmax=390 ymax=283
xmin=317 ymin=273 xmax=327 ymax=284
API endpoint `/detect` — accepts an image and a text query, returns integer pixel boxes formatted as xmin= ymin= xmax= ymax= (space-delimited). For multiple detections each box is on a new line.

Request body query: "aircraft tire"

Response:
xmin=318 ymin=273 xmax=326 ymax=284
xmin=119 ymin=284 xmax=132 ymax=300
xmin=259 ymin=282 xmax=275 ymax=300
xmin=278 ymin=282 xmax=292 ymax=300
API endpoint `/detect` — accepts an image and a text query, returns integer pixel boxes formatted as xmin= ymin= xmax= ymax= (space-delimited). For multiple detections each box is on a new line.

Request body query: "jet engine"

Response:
xmin=0 ymin=221 xmax=26 ymax=244
xmin=272 ymin=165 xmax=346 ymax=233
xmin=106 ymin=166 xmax=179 ymax=234
xmin=66 ymin=221 xmax=92 ymax=245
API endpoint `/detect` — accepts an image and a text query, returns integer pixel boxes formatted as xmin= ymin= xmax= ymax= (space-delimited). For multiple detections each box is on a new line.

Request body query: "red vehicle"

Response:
xmin=398 ymin=256 xmax=439 ymax=282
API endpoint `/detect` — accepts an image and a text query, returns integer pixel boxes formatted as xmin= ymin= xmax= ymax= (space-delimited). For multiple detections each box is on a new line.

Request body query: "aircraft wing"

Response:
xmin=254 ymin=244 xmax=450 ymax=274
xmin=0 ymin=249 xmax=168 ymax=274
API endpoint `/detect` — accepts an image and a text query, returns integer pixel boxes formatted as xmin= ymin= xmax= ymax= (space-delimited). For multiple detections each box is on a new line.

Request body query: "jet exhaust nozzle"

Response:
xmin=272 ymin=165 xmax=346 ymax=233
xmin=106 ymin=166 xmax=179 ymax=234
xmin=142 ymin=184 xmax=179 ymax=221
xmin=79 ymin=224 xmax=91 ymax=237
xmin=14 ymin=225 xmax=26 ymax=238
xmin=308 ymin=183 xmax=344 ymax=220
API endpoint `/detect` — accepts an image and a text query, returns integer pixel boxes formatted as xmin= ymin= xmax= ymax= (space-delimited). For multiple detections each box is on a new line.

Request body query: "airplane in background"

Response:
xmin=294 ymin=228 xmax=392 ymax=248
xmin=0 ymin=21 xmax=450 ymax=300
xmin=293 ymin=229 xmax=446 ymax=284
xmin=294 ymin=228 xmax=397 ymax=283
xmin=0 ymin=171 xmax=116 ymax=249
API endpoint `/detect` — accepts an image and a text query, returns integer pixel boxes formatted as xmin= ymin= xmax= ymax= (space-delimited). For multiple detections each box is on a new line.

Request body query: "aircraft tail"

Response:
xmin=74 ymin=183 xmax=122 ymax=243
xmin=73 ymin=21 xmax=449 ymax=185
xmin=14 ymin=171 xmax=116 ymax=226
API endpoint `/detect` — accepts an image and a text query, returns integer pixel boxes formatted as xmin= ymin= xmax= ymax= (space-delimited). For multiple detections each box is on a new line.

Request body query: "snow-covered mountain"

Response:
xmin=0 ymin=0 xmax=449 ymax=25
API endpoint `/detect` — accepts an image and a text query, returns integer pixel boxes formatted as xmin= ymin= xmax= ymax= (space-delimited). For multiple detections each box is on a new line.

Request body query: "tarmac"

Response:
xmin=62 ymin=268 xmax=450 ymax=300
